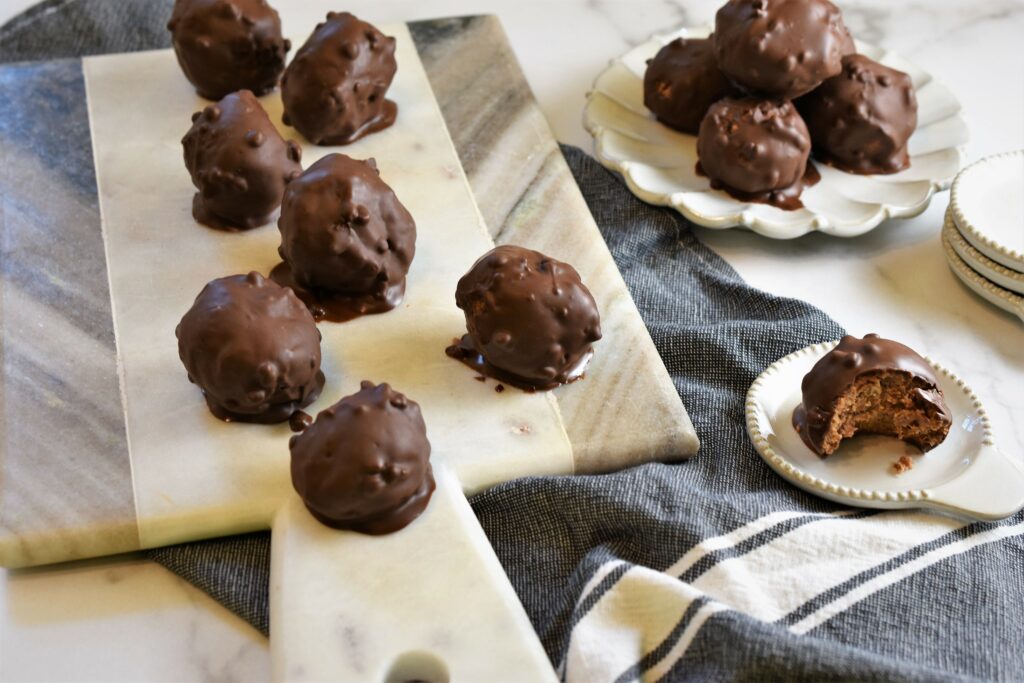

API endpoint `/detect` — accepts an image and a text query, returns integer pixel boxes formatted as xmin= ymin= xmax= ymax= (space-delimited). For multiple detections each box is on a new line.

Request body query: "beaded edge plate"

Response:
xmin=949 ymin=150 xmax=1024 ymax=272
xmin=944 ymin=209 xmax=1024 ymax=295
xmin=746 ymin=341 xmax=1024 ymax=520
xmin=584 ymin=27 xmax=969 ymax=239
xmin=942 ymin=217 xmax=1024 ymax=323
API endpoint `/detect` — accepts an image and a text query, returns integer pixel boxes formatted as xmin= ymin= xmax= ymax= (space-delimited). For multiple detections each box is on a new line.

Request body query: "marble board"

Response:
xmin=0 ymin=12 xmax=698 ymax=570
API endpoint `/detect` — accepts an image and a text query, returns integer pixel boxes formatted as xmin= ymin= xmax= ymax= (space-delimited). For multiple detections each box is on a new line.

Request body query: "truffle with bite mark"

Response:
xmin=176 ymin=272 xmax=325 ymax=423
xmin=798 ymin=54 xmax=917 ymax=174
xmin=447 ymin=245 xmax=602 ymax=391
xmin=290 ymin=381 xmax=434 ymax=534
xmin=714 ymin=0 xmax=855 ymax=99
xmin=281 ymin=12 xmax=398 ymax=145
xmin=793 ymin=334 xmax=951 ymax=457
xmin=274 ymin=153 xmax=416 ymax=322
xmin=697 ymin=97 xmax=812 ymax=206
xmin=167 ymin=0 xmax=290 ymax=100
xmin=643 ymin=36 xmax=735 ymax=135
xmin=182 ymin=90 xmax=302 ymax=230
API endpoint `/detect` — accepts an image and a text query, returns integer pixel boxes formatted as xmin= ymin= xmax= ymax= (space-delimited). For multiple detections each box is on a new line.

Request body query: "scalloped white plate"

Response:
xmin=949 ymin=150 xmax=1024 ymax=272
xmin=584 ymin=27 xmax=969 ymax=238
xmin=945 ymin=209 xmax=1024 ymax=295
xmin=943 ymin=221 xmax=1024 ymax=323
xmin=746 ymin=341 xmax=1024 ymax=520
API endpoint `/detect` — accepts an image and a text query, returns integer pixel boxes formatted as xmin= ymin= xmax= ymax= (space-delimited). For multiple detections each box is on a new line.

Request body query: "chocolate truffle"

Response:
xmin=167 ymin=0 xmax=290 ymax=100
xmin=798 ymin=54 xmax=917 ymax=174
xmin=290 ymin=381 xmax=435 ymax=534
xmin=714 ymin=0 xmax=855 ymax=99
xmin=697 ymin=97 xmax=812 ymax=203
xmin=176 ymin=272 xmax=324 ymax=423
xmin=643 ymin=36 xmax=734 ymax=134
xmin=275 ymin=153 xmax=416 ymax=321
xmin=793 ymin=334 xmax=952 ymax=457
xmin=448 ymin=245 xmax=602 ymax=391
xmin=281 ymin=12 xmax=398 ymax=145
xmin=182 ymin=90 xmax=302 ymax=230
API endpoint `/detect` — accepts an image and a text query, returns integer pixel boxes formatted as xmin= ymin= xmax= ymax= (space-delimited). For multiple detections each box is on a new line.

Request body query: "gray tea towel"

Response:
xmin=3 ymin=4 xmax=1022 ymax=681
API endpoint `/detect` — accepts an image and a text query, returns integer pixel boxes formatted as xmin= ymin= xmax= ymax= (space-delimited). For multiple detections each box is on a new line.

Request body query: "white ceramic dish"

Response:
xmin=943 ymin=226 xmax=1024 ymax=323
xmin=746 ymin=341 xmax=1024 ymax=520
xmin=949 ymin=150 xmax=1024 ymax=272
xmin=944 ymin=209 xmax=1024 ymax=295
xmin=584 ymin=27 xmax=969 ymax=239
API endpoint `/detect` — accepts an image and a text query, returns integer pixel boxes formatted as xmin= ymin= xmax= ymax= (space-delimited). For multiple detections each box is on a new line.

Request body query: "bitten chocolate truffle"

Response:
xmin=793 ymin=334 xmax=952 ymax=457
xmin=182 ymin=90 xmax=302 ymax=230
xmin=798 ymin=54 xmax=917 ymax=174
xmin=167 ymin=0 xmax=290 ymax=100
xmin=447 ymin=245 xmax=602 ymax=391
xmin=281 ymin=12 xmax=398 ymax=145
xmin=643 ymin=36 xmax=734 ymax=134
xmin=714 ymin=0 xmax=855 ymax=99
xmin=176 ymin=272 xmax=324 ymax=423
xmin=274 ymin=153 xmax=416 ymax=322
xmin=697 ymin=97 xmax=813 ymax=206
xmin=290 ymin=381 xmax=435 ymax=534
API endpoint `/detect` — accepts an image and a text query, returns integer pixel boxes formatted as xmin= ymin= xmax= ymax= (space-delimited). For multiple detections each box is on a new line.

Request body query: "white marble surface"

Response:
xmin=2 ymin=0 xmax=1022 ymax=680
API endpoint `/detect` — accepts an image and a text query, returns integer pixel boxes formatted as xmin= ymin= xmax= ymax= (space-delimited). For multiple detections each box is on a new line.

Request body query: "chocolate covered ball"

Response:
xmin=182 ymin=90 xmax=302 ymax=230
xmin=714 ymin=0 xmax=855 ymax=99
xmin=277 ymin=153 xmax=415 ymax=299
xmin=290 ymin=381 xmax=435 ymax=534
xmin=167 ymin=0 xmax=290 ymax=100
xmin=798 ymin=54 xmax=917 ymax=175
xmin=451 ymin=245 xmax=602 ymax=389
xmin=644 ymin=36 xmax=734 ymax=135
xmin=176 ymin=272 xmax=324 ymax=423
xmin=281 ymin=12 xmax=398 ymax=145
xmin=793 ymin=334 xmax=951 ymax=457
xmin=697 ymin=97 xmax=811 ymax=195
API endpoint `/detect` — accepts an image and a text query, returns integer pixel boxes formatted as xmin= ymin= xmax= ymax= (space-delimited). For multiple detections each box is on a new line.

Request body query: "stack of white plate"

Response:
xmin=942 ymin=150 xmax=1024 ymax=322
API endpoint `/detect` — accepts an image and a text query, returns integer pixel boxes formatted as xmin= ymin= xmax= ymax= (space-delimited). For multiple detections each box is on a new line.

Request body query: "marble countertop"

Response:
xmin=2 ymin=0 xmax=1021 ymax=680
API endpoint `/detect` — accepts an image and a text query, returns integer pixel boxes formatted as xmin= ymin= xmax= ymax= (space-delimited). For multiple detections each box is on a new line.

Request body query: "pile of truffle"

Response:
xmin=643 ymin=0 xmax=918 ymax=209
xmin=167 ymin=0 xmax=602 ymax=534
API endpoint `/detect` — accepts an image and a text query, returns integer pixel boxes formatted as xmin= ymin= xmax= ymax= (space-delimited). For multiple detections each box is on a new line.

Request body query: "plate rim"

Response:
xmin=745 ymin=340 xmax=1004 ymax=515
xmin=948 ymin=149 xmax=1024 ymax=271
xmin=584 ymin=27 xmax=969 ymax=238
xmin=942 ymin=222 xmax=1024 ymax=322
xmin=944 ymin=208 xmax=1024 ymax=293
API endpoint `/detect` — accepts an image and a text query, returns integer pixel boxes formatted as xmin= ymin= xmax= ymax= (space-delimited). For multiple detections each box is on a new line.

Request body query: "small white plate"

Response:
xmin=949 ymin=150 xmax=1024 ymax=272
xmin=584 ymin=27 xmax=969 ymax=239
xmin=943 ymin=225 xmax=1024 ymax=323
xmin=746 ymin=341 xmax=1024 ymax=520
xmin=944 ymin=209 xmax=1024 ymax=295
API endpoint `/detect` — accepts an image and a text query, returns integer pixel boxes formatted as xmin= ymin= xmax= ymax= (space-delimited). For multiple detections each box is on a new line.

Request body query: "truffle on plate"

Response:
xmin=643 ymin=36 xmax=734 ymax=134
xmin=714 ymin=0 xmax=855 ymax=99
xmin=792 ymin=334 xmax=952 ymax=457
xmin=182 ymin=90 xmax=302 ymax=230
xmin=167 ymin=0 xmax=290 ymax=100
xmin=176 ymin=272 xmax=325 ymax=424
xmin=447 ymin=245 xmax=602 ymax=391
xmin=697 ymin=97 xmax=813 ymax=207
xmin=290 ymin=381 xmax=435 ymax=534
xmin=281 ymin=11 xmax=398 ymax=145
xmin=798 ymin=54 xmax=918 ymax=174
xmin=273 ymin=153 xmax=416 ymax=322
